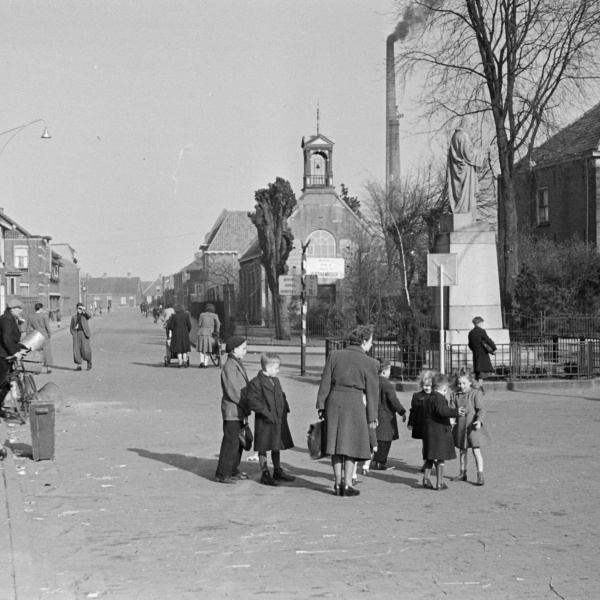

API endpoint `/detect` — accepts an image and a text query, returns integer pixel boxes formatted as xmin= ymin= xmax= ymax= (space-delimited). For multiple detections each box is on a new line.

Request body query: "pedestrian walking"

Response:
xmin=421 ymin=373 xmax=466 ymax=490
xmin=197 ymin=304 xmax=221 ymax=368
xmin=316 ymin=325 xmax=379 ymax=498
xmin=449 ymin=368 xmax=492 ymax=486
xmin=468 ymin=316 xmax=496 ymax=393
xmin=55 ymin=308 xmax=62 ymax=327
xmin=70 ymin=302 xmax=93 ymax=371
xmin=246 ymin=353 xmax=295 ymax=486
xmin=28 ymin=302 xmax=53 ymax=374
xmin=215 ymin=336 xmax=249 ymax=484
xmin=407 ymin=370 xmax=434 ymax=473
xmin=166 ymin=305 xmax=191 ymax=368
xmin=371 ymin=359 xmax=406 ymax=471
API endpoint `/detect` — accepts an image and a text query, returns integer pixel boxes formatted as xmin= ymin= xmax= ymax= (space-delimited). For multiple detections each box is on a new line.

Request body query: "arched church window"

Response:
xmin=306 ymin=230 xmax=336 ymax=257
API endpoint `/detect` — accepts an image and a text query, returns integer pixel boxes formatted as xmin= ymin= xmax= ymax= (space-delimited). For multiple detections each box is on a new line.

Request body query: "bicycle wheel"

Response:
xmin=23 ymin=373 xmax=37 ymax=397
xmin=210 ymin=342 xmax=221 ymax=367
xmin=12 ymin=377 xmax=28 ymax=423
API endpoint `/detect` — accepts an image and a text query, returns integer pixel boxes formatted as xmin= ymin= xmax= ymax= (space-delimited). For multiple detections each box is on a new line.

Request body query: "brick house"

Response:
xmin=513 ymin=102 xmax=600 ymax=244
xmin=85 ymin=274 xmax=142 ymax=310
xmin=51 ymin=243 xmax=80 ymax=317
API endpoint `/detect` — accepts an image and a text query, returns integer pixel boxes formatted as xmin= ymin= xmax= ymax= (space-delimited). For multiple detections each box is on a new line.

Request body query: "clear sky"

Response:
xmin=1 ymin=0 xmax=436 ymax=281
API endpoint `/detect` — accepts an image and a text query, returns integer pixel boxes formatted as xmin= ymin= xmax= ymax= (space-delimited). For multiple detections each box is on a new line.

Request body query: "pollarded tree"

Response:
xmin=248 ymin=177 xmax=297 ymax=340
xmin=392 ymin=0 xmax=600 ymax=310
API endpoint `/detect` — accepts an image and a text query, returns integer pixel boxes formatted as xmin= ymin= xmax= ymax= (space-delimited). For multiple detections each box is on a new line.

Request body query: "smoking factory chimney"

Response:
xmin=386 ymin=35 xmax=401 ymax=193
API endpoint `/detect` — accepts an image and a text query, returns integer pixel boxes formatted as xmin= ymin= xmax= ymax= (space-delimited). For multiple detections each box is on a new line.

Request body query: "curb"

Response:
xmin=1 ymin=420 xmax=39 ymax=600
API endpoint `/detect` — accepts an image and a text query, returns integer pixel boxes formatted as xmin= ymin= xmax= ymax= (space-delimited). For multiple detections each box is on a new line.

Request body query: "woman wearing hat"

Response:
xmin=215 ymin=336 xmax=250 ymax=484
xmin=167 ymin=304 xmax=192 ymax=368
xmin=197 ymin=303 xmax=221 ymax=368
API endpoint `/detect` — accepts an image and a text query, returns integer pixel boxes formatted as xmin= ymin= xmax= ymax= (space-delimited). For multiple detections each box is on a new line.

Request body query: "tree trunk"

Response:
xmin=498 ymin=166 xmax=519 ymax=311
xmin=275 ymin=294 xmax=291 ymax=340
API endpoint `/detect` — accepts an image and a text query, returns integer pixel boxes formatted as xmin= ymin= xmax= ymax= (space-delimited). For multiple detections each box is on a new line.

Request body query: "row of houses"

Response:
xmin=151 ymin=130 xmax=366 ymax=338
xmin=0 ymin=207 xmax=80 ymax=319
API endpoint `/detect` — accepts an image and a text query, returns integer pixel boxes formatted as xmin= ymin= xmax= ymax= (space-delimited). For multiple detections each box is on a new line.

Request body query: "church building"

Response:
xmin=238 ymin=130 xmax=367 ymax=325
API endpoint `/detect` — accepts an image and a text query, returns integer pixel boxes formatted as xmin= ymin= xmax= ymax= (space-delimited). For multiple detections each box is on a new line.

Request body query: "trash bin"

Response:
xmin=30 ymin=403 xmax=55 ymax=461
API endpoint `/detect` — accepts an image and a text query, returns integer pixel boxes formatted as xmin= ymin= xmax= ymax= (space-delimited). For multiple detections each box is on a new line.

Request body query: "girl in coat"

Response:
xmin=167 ymin=305 xmax=191 ymax=368
xmin=371 ymin=359 xmax=406 ymax=470
xmin=197 ymin=303 xmax=221 ymax=368
xmin=449 ymin=368 xmax=492 ymax=486
xmin=421 ymin=373 xmax=466 ymax=490
xmin=246 ymin=353 xmax=295 ymax=486
xmin=407 ymin=369 xmax=434 ymax=473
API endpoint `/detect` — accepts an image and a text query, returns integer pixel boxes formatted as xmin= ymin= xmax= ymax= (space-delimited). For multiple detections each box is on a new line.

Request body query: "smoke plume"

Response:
xmin=389 ymin=0 xmax=441 ymax=42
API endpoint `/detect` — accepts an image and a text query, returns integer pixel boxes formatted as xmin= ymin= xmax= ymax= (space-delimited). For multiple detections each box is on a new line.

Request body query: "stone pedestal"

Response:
xmin=432 ymin=214 xmax=510 ymax=345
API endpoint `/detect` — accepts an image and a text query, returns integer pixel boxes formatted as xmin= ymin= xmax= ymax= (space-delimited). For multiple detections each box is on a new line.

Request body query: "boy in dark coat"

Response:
xmin=246 ymin=353 xmax=295 ymax=486
xmin=468 ymin=316 xmax=497 ymax=392
xmin=372 ymin=359 xmax=406 ymax=470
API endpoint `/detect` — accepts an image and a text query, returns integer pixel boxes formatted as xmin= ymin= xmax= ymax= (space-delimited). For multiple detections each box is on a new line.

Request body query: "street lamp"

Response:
xmin=0 ymin=118 xmax=51 ymax=159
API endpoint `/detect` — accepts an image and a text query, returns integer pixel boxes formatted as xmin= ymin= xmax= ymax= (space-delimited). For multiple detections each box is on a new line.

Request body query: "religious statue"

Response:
xmin=447 ymin=115 xmax=484 ymax=218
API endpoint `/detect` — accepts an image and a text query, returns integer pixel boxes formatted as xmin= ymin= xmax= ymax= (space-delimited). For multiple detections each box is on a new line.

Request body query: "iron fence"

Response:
xmin=326 ymin=337 xmax=600 ymax=381
xmin=504 ymin=311 xmax=600 ymax=342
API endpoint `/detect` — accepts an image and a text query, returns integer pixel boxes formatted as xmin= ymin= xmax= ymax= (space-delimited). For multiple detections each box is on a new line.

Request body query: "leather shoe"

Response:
xmin=423 ymin=478 xmax=434 ymax=489
xmin=74 ymin=366 xmax=82 ymax=372
xmin=342 ymin=485 xmax=360 ymax=497
xmin=260 ymin=471 xmax=277 ymax=486
xmin=451 ymin=471 xmax=467 ymax=482
xmin=87 ymin=362 xmax=92 ymax=371
xmin=273 ymin=469 xmax=295 ymax=482
xmin=437 ymin=482 xmax=448 ymax=490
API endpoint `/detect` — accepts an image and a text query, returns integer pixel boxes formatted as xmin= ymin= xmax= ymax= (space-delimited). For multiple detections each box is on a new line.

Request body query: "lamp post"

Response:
xmin=0 ymin=118 xmax=51 ymax=159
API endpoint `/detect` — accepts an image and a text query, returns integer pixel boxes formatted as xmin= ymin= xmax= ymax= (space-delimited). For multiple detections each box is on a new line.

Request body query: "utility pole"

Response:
xmin=300 ymin=240 xmax=310 ymax=376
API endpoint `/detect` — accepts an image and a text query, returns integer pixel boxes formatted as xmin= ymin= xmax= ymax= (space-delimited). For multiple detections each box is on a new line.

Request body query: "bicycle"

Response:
xmin=0 ymin=357 xmax=38 ymax=424
xmin=209 ymin=333 xmax=222 ymax=367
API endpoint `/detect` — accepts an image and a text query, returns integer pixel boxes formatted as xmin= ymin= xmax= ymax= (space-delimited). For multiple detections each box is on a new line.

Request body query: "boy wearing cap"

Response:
xmin=0 ymin=299 xmax=28 ymax=382
xmin=215 ymin=336 xmax=250 ymax=484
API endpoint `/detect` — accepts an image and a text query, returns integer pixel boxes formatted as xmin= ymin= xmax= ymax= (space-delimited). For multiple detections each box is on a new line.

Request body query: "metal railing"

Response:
xmin=326 ymin=337 xmax=600 ymax=381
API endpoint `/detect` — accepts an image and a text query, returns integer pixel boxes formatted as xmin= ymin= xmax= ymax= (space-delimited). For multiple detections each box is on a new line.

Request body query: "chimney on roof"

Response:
xmin=127 ymin=272 xmax=131 ymax=278
xmin=102 ymin=273 xmax=107 ymax=278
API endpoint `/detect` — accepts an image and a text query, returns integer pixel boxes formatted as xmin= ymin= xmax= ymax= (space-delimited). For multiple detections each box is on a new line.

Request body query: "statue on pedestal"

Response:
xmin=447 ymin=115 xmax=484 ymax=219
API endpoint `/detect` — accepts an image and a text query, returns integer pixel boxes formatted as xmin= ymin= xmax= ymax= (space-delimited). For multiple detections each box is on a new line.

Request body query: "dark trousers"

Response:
xmin=373 ymin=440 xmax=392 ymax=464
xmin=215 ymin=420 xmax=243 ymax=478
xmin=72 ymin=331 xmax=92 ymax=364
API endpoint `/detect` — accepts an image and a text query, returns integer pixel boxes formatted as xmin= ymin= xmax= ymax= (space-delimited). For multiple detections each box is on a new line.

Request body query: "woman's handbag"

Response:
xmin=307 ymin=420 xmax=327 ymax=460
xmin=238 ymin=420 xmax=253 ymax=451
xmin=481 ymin=339 xmax=495 ymax=354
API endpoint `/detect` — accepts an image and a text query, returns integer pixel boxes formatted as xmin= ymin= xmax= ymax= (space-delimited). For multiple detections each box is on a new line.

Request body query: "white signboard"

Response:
xmin=306 ymin=274 xmax=318 ymax=298
xmin=426 ymin=253 xmax=458 ymax=286
xmin=306 ymin=257 xmax=345 ymax=279
xmin=278 ymin=275 xmax=302 ymax=296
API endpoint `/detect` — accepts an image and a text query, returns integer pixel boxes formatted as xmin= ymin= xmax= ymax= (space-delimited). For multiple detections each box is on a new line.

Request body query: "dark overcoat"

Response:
xmin=316 ymin=345 xmax=379 ymax=460
xmin=246 ymin=371 xmax=294 ymax=453
xmin=375 ymin=376 xmax=406 ymax=442
xmin=422 ymin=391 xmax=459 ymax=461
xmin=407 ymin=390 xmax=429 ymax=440
xmin=0 ymin=311 xmax=22 ymax=358
xmin=468 ymin=326 xmax=496 ymax=374
xmin=449 ymin=388 xmax=493 ymax=449
xmin=168 ymin=311 xmax=191 ymax=354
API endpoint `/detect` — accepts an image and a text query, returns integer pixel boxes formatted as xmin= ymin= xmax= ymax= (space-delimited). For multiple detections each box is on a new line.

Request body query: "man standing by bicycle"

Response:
xmin=0 ymin=298 xmax=28 ymax=460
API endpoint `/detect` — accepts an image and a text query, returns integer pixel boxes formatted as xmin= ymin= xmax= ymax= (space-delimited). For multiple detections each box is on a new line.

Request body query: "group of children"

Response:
xmin=218 ymin=343 xmax=489 ymax=493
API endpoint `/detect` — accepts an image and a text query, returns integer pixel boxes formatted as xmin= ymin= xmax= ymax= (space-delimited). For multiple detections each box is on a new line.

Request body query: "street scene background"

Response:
xmin=2 ymin=308 xmax=599 ymax=599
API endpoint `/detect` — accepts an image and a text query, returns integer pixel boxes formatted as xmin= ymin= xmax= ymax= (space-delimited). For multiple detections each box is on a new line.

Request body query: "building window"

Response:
xmin=19 ymin=283 xmax=29 ymax=295
xmin=14 ymin=246 xmax=29 ymax=271
xmin=121 ymin=297 xmax=127 ymax=305
xmin=6 ymin=277 xmax=18 ymax=295
xmin=306 ymin=230 xmax=336 ymax=258
xmin=537 ymin=188 xmax=549 ymax=224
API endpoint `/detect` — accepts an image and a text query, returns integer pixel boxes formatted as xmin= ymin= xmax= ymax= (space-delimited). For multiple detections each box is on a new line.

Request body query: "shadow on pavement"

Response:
xmin=130 ymin=362 xmax=171 ymax=369
xmin=7 ymin=441 xmax=33 ymax=459
xmin=128 ymin=447 xmax=338 ymax=495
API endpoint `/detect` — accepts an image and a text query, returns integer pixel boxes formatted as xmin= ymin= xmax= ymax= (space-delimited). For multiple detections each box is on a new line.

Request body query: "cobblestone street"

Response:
xmin=2 ymin=308 xmax=600 ymax=599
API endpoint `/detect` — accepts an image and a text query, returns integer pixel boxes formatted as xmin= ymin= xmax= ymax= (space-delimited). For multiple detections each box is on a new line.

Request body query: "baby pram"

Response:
xmin=163 ymin=333 xmax=190 ymax=367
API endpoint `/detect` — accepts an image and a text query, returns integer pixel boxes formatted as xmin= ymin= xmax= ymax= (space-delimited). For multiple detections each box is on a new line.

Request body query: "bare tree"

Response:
xmin=363 ymin=165 xmax=447 ymax=312
xmin=393 ymin=0 xmax=600 ymax=309
xmin=248 ymin=177 xmax=297 ymax=340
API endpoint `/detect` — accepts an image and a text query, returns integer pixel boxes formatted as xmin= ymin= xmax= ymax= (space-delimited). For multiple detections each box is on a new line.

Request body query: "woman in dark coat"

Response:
xmin=316 ymin=326 xmax=379 ymax=497
xmin=246 ymin=353 xmax=295 ymax=485
xmin=421 ymin=373 xmax=465 ymax=490
xmin=372 ymin=359 xmax=406 ymax=470
xmin=468 ymin=316 xmax=496 ymax=391
xmin=167 ymin=305 xmax=191 ymax=368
